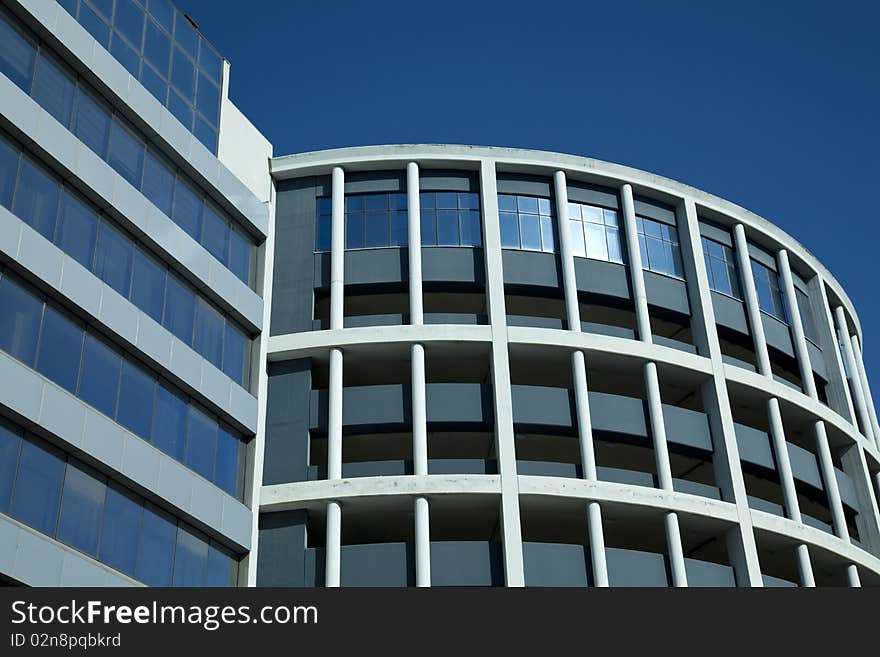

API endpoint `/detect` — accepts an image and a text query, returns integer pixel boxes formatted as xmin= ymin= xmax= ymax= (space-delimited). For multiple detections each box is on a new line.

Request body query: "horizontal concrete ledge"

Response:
xmin=259 ymin=475 xmax=502 ymax=512
xmin=516 ymin=476 xmax=739 ymax=524
xmin=267 ymin=325 xmax=493 ymax=360
xmin=749 ymin=508 xmax=880 ymax=576
xmin=723 ymin=363 xmax=878 ymax=463
xmin=14 ymin=0 xmax=269 ymax=239
xmin=0 ymin=512 xmax=140 ymax=587
xmin=270 ymin=144 xmax=860 ymax=340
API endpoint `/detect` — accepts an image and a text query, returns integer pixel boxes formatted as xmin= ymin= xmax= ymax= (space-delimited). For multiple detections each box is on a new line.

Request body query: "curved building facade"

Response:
xmin=1 ymin=1 xmax=879 ymax=589
xmin=259 ymin=145 xmax=880 ymax=588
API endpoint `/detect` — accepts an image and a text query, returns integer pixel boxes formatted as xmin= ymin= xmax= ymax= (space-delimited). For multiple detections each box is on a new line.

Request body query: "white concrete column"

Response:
xmin=414 ymin=496 xmax=430 ymax=587
xmin=814 ymin=420 xmax=850 ymax=542
xmin=847 ymin=564 xmax=861 ymax=587
xmin=835 ymin=306 xmax=874 ymax=443
xmin=330 ymin=166 xmax=345 ymax=330
xmin=776 ymin=250 xmax=817 ymax=398
xmin=664 ymin=512 xmax=688 ymax=587
xmin=767 ymin=399 xmax=802 ymax=522
xmin=407 ymin=162 xmax=424 ymax=324
xmin=796 ymin=544 xmax=815 ymax=587
xmin=480 ymin=159 xmax=525 ymax=586
xmin=587 ymin=502 xmax=608 ymax=587
xmin=325 ymin=501 xmax=341 ymax=587
xmin=732 ymin=224 xmax=772 ymax=377
xmin=813 ymin=279 xmax=857 ymax=422
xmin=851 ymin=336 xmax=880 ymax=444
xmin=620 ymin=184 xmax=651 ymax=342
xmin=554 ymin=170 xmax=581 ymax=330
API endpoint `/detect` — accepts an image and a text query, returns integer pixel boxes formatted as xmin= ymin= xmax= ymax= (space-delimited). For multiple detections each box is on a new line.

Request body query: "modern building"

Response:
xmin=1 ymin=0 xmax=879 ymax=588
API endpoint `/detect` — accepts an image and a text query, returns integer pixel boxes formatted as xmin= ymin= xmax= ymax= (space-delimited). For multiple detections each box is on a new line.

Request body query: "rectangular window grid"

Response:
xmin=567 ymin=201 xmax=624 ymax=263
xmin=498 ymin=194 xmax=556 ymax=253
xmin=701 ymin=236 xmax=741 ymax=299
xmin=636 ymin=216 xmax=684 ymax=278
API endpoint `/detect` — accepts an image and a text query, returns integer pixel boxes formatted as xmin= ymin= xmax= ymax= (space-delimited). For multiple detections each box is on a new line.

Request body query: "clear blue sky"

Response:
xmin=179 ymin=0 xmax=879 ymax=386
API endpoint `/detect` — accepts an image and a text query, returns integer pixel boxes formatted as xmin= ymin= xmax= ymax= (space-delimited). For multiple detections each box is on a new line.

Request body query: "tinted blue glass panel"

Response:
xmin=142 ymin=147 xmax=175 ymax=216
xmin=346 ymin=213 xmax=364 ymax=249
xmin=607 ymin=227 xmax=623 ymax=263
xmin=195 ymin=73 xmax=220 ymax=123
xmin=193 ymin=115 xmax=216 ymax=151
xmin=646 ymin=236 xmax=668 ymax=273
xmin=419 ymin=193 xmax=435 ymax=209
xmin=172 ymin=525 xmax=208 ymax=586
xmin=198 ymin=41 xmax=223 ymax=84
xmin=57 ymin=0 xmax=77 ymax=15
xmin=459 ymin=193 xmax=479 ymax=210
xmin=206 ymin=543 xmax=237 ymax=587
xmin=0 ymin=420 xmax=21 ymax=513
xmin=194 ymin=299 xmax=224 ymax=370
xmin=214 ymin=428 xmax=240 ymax=497
xmin=499 ymin=212 xmax=519 ymax=247
xmin=174 ymin=11 xmax=198 ymax=59
xmin=114 ymin=0 xmax=146 ymax=49
xmin=171 ymin=46 xmax=196 ymax=97
xmin=437 ymin=210 xmax=458 ymax=246
xmin=185 ymin=406 xmax=218 ymax=481
xmin=148 ymin=0 xmax=174 ymax=32
xmin=56 ymin=191 xmax=98 ymax=269
xmin=585 ymin=222 xmax=607 ymax=261
xmin=390 ymin=210 xmax=408 ymax=247
xmin=151 ymin=383 xmax=187 ymax=460
xmin=110 ymin=33 xmax=141 ymax=77
xmin=116 ymin=359 xmax=156 ymax=438
xmin=364 ymin=194 xmax=387 ymax=212
xmin=10 ymin=437 xmax=64 ymax=536
xmin=89 ymin=0 xmax=114 ymax=20
xmin=436 ymin=192 xmax=457 ymax=209
xmin=136 ymin=503 xmax=176 ymax=586
xmin=540 ymin=215 xmax=555 ymax=252
xmin=94 ymin=220 xmax=134 ymax=297
xmin=99 ymin=484 xmax=143 ymax=576
xmin=420 ymin=209 xmax=436 ymax=246
xmin=569 ymin=220 xmax=587 ymax=258
xmin=0 ymin=136 xmax=18 ymax=209
xmin=56 ymin=460 xmax=106 ymax=556
xmin=168 ymin=89 xmax=194 ymax=129
xmin=221 ymin=323 xmax=246 ymax=385
xmin=31 ymin=52 xmax=75 ymax=128
xmin=162 ymin=275 xmax=195 ymax=344
xmin=0 ymin=14 xmax=36 ymax=91
xmin=228 ymin=227 xmax=252 ymax=285
xmin=13 ymin=158 xmax=60 ymax=242
xmin=345 ymin=196 xmax=363 ymax=212
xmin=144 ymin=18 xmax=171 ymax=76
xmin=36 ymin=306 xmax=84 ymax=393
xmin=0 ymin=274 xmax=42 ymax=366
xmin=517 ymin=196 xmax=539 ymax=214
xmin=78 ymin=334 xmax=122 ymax=418
xmin=363 ymin=212 xmax=387 ymax=247
xmin=519 ymin=213 xmax=542 ymax=250
xmin=107 ymin=118 xmax=145 ymax=188
xmin=460 ymin=210 xmax=481 ymax=246
xmin=130 ymin=247 xmax=166 ymax=323
xmin=72 ymin=88 xmax=111 ymax=158
xmin=497 ymin=195 xmax=517 ymax=213
xmin=200 ymin=203 xmax=228 ymax=262
xmin=138 ymin=61 xmax=167 ymax=101
xmin=78 ymin=3 xmax=111 ymax=48
xmin=171 ymin=178 xmax=202 ymax=239
xmin=315 ymin=214 xmax=331 ymax=252
xmin=538 ymin=198 xmax=552 ymax=215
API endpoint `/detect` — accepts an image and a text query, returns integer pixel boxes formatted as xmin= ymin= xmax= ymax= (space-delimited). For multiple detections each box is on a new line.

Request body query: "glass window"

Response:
xmin=139 ymin=60 xmax=167 ymax=102
xmin=168 ymin=88 xmax=194 ymax=130
xmin=171 ymin=178 xmax=202 ymax=240
xmin=116 ymin=359 xmax=156 ymax=438
xmin=517 ymin=196 xmax=539 ymax=214
xmin=94 ymin=220 xmax=134 ymax=297
xmin=0 ymin=274 xmax=43 ymax=366
xmin=200 ymin=202 xmax=229 ymax=262
xmin=194 ymin=298 xmax=224 ymax=370
xmin=107 ymin=118 xmax=145 ymax=188
xmin=222 ymin=323 xmax=247 ymax=385
xmin=195 ymin=73 xmax=220 ymax=124
xmin=71 ymin=87 xmax=112 ymax=158
xmin=162 ymin=274 xmax=195 ymax=344
xmin=31 ymin=52 xmax=76 ymax=128
xmin=751 ymin=260 xmax=787 ymax=322
xmin=78 ymin=3 xmax=111 ymax=48
xmin=0 ymin=420 xmax=22 ymax=513
xmin=0 ymin=14 xmax=36 ymax=91
xmin=99 ymin=484 xmax=143 ymax=577
xmin=500 ymin=194 xmax=555 ymax=253
xmin=144 ymin=18 xmax=171 ymax=76
xmin=89 ymin=0 xmax=115 ymax=21
xmin=460 ymin=210 xmax=482 ymax=246
xmin=363 ymin=211 xmax=387 ymax=248
xmin=315 ymin=213 xmax=332 ymax=252
xmin=148 ymin=0 xmax=174 ymax=32
xmin=0 ymin=136 xmax=19 ymax=209
xmin=569 ymin=202 xmax=624 ymax=264
xmin=702 ymin=236 xmax=741 ymax=299
xmin=519 ymin=213 xmax=542 ymax=251
xmin=78 ymin=333 xmax=122 ymax=418
xmin=198 ymin=41 xmax=223 ymax=84
xmin=110 ymin=33 xmax=141 ymax=77
xmin=130 ymin=247 xmax=166 ymax=324
xmin=540 ymin=215 xmax=555 ymax=252
xmin=584 ymin=222 xmax=608 ymax=261
xmin=420 ymin=209 xmax=436 ymax=246
xmin=437 ymin=209 xmax=459 ymax=246
xmin=10 ymin=436 xmax=65 ymax=536
xmin=500 ymin=212 xmax=519 ymax=248
xmin=796 ymin=289 xmax=819 ymax=343
xmin=389 ymin=210 xmax=408 ymax=247
xmin=569 ymin=220 xmax=586 ymax=257
xmin=114 ymin=0 xmax=146 ymax=50
xmin=171 ymin=46 xmax=196 ymax=98
xmin=141 ymin=147 xmax=175 ymax=216
xmin=206 ymin=542 xmax=237 ymax=587
xmin=214 ymin=427 xmax=241 ymax=498
xmin=174 ymin=11 xmax=199 ymax=59
xmin=13 ymin=157 xmax=60 ymax=242
xmin=172 ymin=525 xmax=209 ymax=587
xmin=151 ymin=383 xmax=187 ymax=460
xmin=136 ymin=502 xmax=176 ymax=586
xmin=56 ymin=190 xmax=98 ymax=269
xmin=228 ymin=226 xmax=252 ymax=285
xmin=56 ymin=460 xmax=106 ymax=556
xmin=498 ymin=194 xmax=517 ymax=213
xmin=185 ymin=406 xmax=218 ymax=481
xmin=36 ymin=305 xmax=84 ymax=393
xmin=345 ymin=212 xmax=364 ymax=249
xmin=636 ymin=216 xmax=683 ymax=278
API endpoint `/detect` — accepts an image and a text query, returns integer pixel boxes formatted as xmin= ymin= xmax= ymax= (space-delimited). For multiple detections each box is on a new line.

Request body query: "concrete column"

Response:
xmin=796 ymin=544 xmax=815 ymax=587
xmin=813 ymin=279 xmax=856 ymax=422
xmin=732 ymin=224 xmax=772 ymax=377
xmin=835 ymin=306 xmax=874 ymax=443
xmin=414 ymin=496 xmax=430 ymax=587
xmin=677 ymin=199 xmax=763 ymax=587
xmin=587 ymin=502 xmax=608 ymax=587
xmin=847 ymin=564 xmax=861 ymax=587
xmin=479 ymin=159 xmax=525 ymax=586
xmin=776 ymin=250 xmax=816 ymax=397
xmin=851 ymin=336 xmax=880 ymax=444
xmin=330 ymin=166 xmax=345 ymax=330
xmin=325 ymin=501 xmax=341 ymax=587
xmin=620 ymin=184 xmax=651 ymax=343
xmin=554 ymin=170 xmax=581 ymax=330
xmin=767 ymin=399 xmax=802 ymax=522
xmin=407 ymin=162 xmax=424 ymax=324
xmin=814 ymin=420 xmax=850 ymax=542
